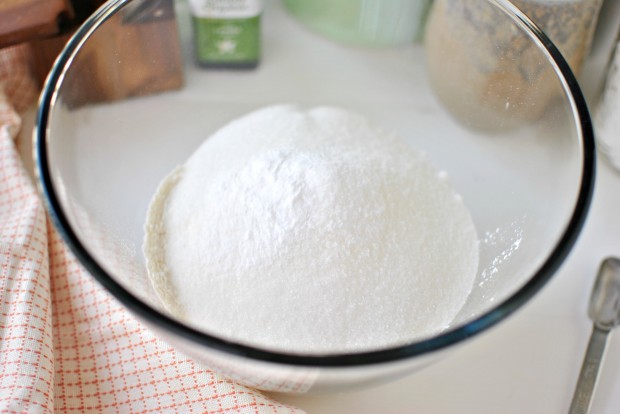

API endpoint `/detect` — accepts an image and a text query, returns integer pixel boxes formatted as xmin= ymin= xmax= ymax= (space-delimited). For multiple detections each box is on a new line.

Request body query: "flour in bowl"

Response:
xmin=143 ymin=105 xmax=479 ymax=353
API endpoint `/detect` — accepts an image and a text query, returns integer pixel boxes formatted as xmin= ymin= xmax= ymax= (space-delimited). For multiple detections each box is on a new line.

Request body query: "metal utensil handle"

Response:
xmin=569 ymin=326 xmax=610 ymax=414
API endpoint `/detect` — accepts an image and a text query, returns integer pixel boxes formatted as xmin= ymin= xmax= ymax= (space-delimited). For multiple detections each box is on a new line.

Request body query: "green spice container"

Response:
xmin=189 ymin=0 xmax=262 ymax=69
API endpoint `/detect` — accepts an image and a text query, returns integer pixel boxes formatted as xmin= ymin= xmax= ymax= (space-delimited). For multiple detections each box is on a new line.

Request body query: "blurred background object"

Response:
xmin=0 ymin=0 xmax=183 ymax=105
xmin=585 ymin=0 xmax=620 ymax=173
xmin=282 ymin=0 xmax=433 ymax=46
xmin=188 ymin=0 xmax=262 ymax=69
xmin=424 ymin=0 xmax=604 ymax=132
xmin=0 ymin=0 xmax=75 ymax=49
xmin=594 ymin=38 xmax=620 ymax=172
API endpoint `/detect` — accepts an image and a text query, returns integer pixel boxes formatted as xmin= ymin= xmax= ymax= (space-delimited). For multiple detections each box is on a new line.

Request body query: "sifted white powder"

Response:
xmin=143 ymin=105 xmax=479 ymax=354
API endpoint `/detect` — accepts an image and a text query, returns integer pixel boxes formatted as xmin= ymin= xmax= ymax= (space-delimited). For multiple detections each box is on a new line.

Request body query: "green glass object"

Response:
xmin=283 ymin=0 xmax=432 ymax=46
xmin=189 ymin=0 xmax=262 ymax=69
xmin=192 ymin=16 xmax=261 ymax=68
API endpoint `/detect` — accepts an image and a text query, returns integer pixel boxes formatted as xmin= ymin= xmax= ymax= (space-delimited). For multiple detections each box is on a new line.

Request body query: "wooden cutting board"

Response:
xmin=0 ymin=0 xmax=184 ymax=105
xmin=0 ymin=0 xmax=73 ymax=48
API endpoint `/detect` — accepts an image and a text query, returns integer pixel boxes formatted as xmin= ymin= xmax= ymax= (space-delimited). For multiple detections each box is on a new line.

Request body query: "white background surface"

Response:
xmin=24 ymin=0 xmax=620 ymax=412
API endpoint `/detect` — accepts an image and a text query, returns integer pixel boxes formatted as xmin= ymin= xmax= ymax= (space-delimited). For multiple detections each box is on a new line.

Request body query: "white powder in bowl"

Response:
xmin=143 ymin=105 xmax=479 ymax=354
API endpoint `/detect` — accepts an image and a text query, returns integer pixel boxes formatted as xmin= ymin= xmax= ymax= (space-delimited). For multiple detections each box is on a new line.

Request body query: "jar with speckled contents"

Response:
xmin=424 ymin=0 xmax=603 ymax=131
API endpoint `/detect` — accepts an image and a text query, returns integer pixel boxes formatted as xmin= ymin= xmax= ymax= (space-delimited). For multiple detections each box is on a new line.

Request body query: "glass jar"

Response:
xmin=424 ymin=0 xmax=604 ymax=131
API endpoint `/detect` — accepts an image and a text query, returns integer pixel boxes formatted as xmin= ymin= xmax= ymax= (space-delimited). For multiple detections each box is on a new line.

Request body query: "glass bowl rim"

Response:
xmin=34 ymin=0 xmax=596 ymax=368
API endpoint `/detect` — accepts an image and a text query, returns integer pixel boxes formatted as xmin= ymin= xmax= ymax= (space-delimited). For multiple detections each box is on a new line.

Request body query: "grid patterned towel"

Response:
xmin=0 ymin=44 xmax=304 ymax=414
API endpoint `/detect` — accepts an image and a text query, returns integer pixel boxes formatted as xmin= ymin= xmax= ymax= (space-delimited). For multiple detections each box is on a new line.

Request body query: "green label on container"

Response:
xmin=193 ymin=16 xmax=260 ymax=64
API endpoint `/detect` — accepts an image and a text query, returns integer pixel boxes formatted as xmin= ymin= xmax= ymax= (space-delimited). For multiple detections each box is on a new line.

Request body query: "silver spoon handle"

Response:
xmin=569 ymin=326 xmax=610 ymax=414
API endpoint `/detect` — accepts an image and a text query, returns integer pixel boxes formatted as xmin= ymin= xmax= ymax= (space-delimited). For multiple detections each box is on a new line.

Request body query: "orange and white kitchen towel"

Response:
xmin=0 ymin=44 xmax=304 ymax=414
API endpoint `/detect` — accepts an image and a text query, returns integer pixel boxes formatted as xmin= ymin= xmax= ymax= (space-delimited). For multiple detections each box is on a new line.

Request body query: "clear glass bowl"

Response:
xmin=35 ymin=0 xmax=595 ymax=392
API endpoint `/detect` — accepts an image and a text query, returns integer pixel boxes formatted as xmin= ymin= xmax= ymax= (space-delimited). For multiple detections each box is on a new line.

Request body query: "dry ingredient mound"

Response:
xmin=143 ymin=105 xmax=479 ymax=354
